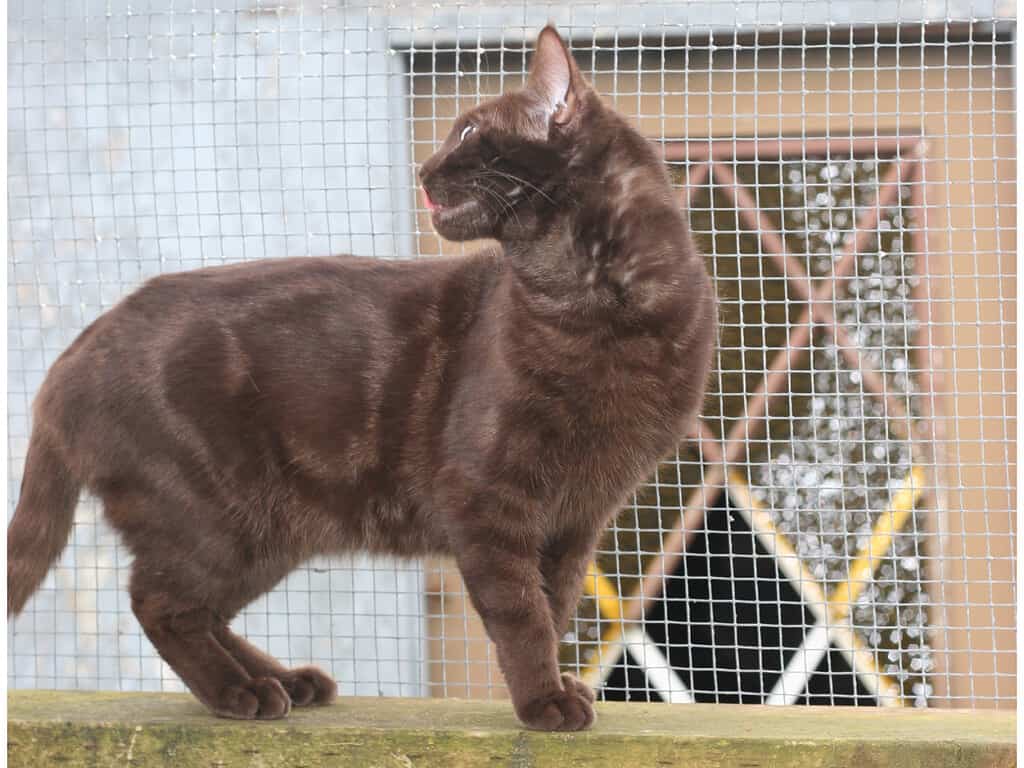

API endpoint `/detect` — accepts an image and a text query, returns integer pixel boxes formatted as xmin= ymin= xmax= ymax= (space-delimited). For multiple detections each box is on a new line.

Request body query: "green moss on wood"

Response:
xmin=8 ymin=690 xmax=1016 ymax=768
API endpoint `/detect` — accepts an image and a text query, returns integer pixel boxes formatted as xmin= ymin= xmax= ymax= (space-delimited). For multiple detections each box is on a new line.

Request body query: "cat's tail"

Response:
xmin=7 ymin=430 xmax=81 ymax=617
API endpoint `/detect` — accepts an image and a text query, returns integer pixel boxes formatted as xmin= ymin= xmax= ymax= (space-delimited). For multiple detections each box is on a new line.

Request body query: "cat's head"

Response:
xmin=418 ymin=25 xmax=596 ymax=242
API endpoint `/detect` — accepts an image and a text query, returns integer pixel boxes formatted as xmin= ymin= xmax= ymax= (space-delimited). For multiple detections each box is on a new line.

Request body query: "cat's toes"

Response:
xmin=250 ymin=677 xmax=293 ymax=719
xmin=518 ymin=682 xmax=596 ymax=732
xmin=217 ymin=677 xmax=292 ymax=720
xmin=560 ymin=672 xmax=595 ymax=703
xmin=281 ymin=665 xmax=338 ymax=707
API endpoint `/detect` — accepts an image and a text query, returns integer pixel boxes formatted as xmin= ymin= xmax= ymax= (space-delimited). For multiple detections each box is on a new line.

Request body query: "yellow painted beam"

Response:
xmin=829 ymin=466 xmax=925 ymax=621
xmin=585 ymin=563 xmax=623 ymax=621
xmin=578 ymin=468 xmax=923 ymax=703
xmin=579 ymin=563 xmax=626 ymax=685
xmin=727 ymin=471 xmax=907 ymax=706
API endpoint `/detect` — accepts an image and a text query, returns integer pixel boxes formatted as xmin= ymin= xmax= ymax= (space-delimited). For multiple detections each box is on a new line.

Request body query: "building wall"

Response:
xmin=7 ymin=0 xmax=426 ymax=697
xmin=411 ymin=40 xmax=1015 ymax=707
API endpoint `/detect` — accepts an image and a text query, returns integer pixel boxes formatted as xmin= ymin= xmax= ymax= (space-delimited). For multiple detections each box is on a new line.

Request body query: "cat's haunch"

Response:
xmin=7 ymin=25 xmax=716 ymax=731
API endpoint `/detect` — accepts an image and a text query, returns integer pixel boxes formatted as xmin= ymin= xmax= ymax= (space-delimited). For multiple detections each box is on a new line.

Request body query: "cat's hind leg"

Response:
xmin=129 ymin=571 xmax=292 ymax=720
xmin=212 ymin=625 xmax=337 ymax=707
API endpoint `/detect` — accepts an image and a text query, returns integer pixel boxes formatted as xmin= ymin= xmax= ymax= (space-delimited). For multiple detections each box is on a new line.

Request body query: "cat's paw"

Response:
xmin=560 ymin=672 xmax=595 ymax=704
xmin=215 ymin=676 xmax=292 ymax=720
xmin=517 ymin=679 xmax=596 ymax=732
xmin=280 ymin=665 xmax=338 ymax=707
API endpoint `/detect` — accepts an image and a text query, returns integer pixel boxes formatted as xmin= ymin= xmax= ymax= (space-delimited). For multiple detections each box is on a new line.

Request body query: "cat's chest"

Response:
xmin=569 ymin=339 xmax=688 ymax=419
xmin=542 ymin=361 xmax=685 ymax=470
xmin=560 ymin=343 xmax=696 ymax=471
xmin=462 ymin=304 xmax=703 ymax=501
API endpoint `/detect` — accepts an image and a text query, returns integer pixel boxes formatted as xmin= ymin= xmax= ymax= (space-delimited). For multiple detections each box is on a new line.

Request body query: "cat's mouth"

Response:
xmin=422 ymin=187 xmax=479 ymax=223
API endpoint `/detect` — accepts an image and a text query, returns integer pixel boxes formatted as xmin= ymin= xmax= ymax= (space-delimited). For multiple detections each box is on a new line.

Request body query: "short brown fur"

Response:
xmin=7 ymin=26 xmax=715 ymax=730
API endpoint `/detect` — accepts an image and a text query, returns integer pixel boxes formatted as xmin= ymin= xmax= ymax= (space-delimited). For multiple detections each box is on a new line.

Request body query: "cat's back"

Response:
xmin=33 ymin=251 xmax=503 ymax=473
xmin=58 ymin=252 xmax=495 ymax=358
xmin=114 ymin=254 xmax=463 ymax=326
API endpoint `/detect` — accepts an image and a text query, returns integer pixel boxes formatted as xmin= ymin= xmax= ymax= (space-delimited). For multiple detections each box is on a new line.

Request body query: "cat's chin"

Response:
xmin=430 ymin=199 xmax=494 ymax=241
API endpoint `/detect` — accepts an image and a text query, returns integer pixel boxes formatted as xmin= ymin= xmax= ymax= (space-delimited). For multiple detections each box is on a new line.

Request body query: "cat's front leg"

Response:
xmin=539 ymin=525 xmax=602 ymax=704
xmin=541 ymin=525 xmax=603 ymax=637
xmin=454 ymin=536 xmax=595 ymax=731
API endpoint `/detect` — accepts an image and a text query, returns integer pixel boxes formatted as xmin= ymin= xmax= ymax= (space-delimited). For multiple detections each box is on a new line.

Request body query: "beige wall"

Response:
xmin=412 ymin=42 xmax=1015 ymax=707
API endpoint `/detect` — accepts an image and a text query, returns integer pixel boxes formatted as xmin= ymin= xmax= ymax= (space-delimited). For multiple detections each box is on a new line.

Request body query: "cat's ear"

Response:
xmin=527 ymin=25 xmax=582 ymax=126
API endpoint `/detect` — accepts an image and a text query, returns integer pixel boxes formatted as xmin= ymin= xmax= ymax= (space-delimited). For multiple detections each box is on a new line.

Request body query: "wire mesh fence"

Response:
xmin=8 ymin=1 xmax=1016 ymax=709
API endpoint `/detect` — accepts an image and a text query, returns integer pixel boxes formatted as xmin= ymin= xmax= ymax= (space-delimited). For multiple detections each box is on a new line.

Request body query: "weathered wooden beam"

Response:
xmin=8 ymin=690 xmax=1016 ymax=768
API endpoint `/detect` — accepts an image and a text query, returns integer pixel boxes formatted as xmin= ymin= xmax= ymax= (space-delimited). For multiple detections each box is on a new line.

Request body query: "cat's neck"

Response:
xmin=499 ymin=112 xmax=693 ymax=327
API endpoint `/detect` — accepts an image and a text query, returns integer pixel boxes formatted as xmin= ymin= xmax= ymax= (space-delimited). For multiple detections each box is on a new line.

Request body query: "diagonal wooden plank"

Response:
xmin=621 ymin=626 xmax=695 ymax=704
xmin=727 ymin=473 xmax=906 ymax=706
xmin=711 ymin=161 xmax=813 ymax=302
xmin=765 ymin=623 xmax=831 ymax=706
xmin=828 ymin=467 xmax=925 ymax=620
xmin=619 ymin=143 xmax=931 ymax=704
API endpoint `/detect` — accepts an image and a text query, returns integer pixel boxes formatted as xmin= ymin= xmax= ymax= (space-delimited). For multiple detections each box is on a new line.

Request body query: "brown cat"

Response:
xmin=7 ymin=26 xmax=715 ymax=731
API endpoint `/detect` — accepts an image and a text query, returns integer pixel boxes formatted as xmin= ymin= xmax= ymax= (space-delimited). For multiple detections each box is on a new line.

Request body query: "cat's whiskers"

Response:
xmin=478 ymin=168 xmax=557 ymax=206
xmin=473 ymin=179 xmax=523 ymax=229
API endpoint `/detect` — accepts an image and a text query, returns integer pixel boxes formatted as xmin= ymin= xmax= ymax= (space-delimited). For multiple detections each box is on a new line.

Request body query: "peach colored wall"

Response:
xmin=412 ymin=42 xmax=1015 ymax=706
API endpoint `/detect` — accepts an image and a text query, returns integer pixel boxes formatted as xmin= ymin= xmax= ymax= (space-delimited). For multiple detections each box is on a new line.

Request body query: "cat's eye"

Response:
xmin=459 ymin=123 xmax=476 ymax=142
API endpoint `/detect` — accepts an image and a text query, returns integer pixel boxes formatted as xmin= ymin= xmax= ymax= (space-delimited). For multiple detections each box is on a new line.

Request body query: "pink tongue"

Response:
xmin=422 ymin=188 xmax=437 ymax=212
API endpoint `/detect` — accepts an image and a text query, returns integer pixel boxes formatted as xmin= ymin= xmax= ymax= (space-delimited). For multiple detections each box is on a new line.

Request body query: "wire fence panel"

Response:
xmin=8 ymin=1 xmax=1016 ymax=709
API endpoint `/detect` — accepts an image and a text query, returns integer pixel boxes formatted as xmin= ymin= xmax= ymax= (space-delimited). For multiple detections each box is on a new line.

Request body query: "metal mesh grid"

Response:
xmin=8 ymin=1 xmax=1016 ymax=709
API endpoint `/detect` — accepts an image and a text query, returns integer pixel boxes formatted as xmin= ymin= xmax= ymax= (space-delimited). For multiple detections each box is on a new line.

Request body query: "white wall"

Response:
xmin=8 ymin=0 xmax=423 ymax=696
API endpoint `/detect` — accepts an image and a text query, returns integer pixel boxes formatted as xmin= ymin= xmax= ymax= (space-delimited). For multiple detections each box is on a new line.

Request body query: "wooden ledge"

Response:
xmin=8 ymin=690 xmax=1016 ymax=767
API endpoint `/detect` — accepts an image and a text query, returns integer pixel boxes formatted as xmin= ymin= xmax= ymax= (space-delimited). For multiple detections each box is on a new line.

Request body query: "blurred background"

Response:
xmin=8 ymin=0 xmax=1015 ymax=709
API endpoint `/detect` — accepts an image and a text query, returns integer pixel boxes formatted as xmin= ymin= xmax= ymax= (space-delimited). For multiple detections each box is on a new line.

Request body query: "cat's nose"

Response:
xmin=418 ymin=155 xmax=440 ymax=181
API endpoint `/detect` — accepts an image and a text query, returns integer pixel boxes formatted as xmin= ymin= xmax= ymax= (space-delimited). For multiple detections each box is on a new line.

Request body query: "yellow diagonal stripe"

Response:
xmin=829 ymin=466 xmax=925 ymax=620
xmin=578 ymin=467 xmax=923 ymax=701
xmin=585 ymin=562 xmax=623 ymax=621
xmin=727 ymin=470 xmax=907 ymax=706
xmin=579 ymin=562 xmax=625 ymax=684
